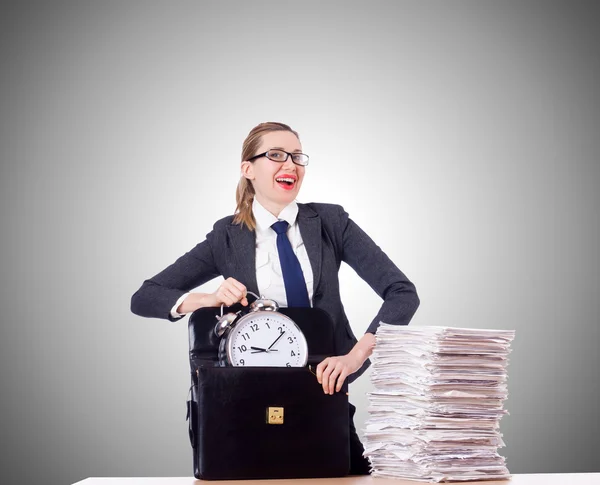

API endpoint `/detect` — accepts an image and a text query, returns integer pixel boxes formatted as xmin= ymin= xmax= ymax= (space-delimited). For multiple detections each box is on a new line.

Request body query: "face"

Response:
xmin=241 ymin=131 xmax=306 ymax=213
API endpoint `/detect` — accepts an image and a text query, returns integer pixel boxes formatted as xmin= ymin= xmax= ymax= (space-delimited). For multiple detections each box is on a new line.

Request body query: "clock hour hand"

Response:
xmin=267 ymin=331 xmax=285 ymax=350
xmin=250 ymin=346 xmax=278 ymax=353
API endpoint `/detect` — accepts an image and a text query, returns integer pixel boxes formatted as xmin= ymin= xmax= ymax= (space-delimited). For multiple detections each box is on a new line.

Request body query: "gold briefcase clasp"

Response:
xmin=267 ymin=406 xmax=284 ymax=425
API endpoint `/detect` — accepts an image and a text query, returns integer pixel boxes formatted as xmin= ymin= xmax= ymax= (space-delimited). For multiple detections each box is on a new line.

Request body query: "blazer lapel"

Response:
xmin=226 ymin=223 xmax=259 ymax=295
xmin=297 ymin=203 xmax=322 ymax=296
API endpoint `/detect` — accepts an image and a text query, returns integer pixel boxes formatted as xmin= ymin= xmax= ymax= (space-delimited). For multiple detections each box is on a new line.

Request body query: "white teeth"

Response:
xmin=276 ymin=177 xmax=295 ymax=183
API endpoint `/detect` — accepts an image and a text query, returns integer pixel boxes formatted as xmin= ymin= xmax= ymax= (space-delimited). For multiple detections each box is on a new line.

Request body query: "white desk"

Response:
xmin=73 ymin=473 xmax=600 ymax=485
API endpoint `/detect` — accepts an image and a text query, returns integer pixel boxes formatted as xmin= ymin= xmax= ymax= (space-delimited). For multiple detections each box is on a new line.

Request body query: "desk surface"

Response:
xmin=73 ymin=474 xmax=600 ymax=485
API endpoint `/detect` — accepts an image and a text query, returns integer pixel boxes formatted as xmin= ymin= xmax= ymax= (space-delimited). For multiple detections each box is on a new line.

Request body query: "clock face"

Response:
xmin=226 ymin=311 xmax=308 ymax=367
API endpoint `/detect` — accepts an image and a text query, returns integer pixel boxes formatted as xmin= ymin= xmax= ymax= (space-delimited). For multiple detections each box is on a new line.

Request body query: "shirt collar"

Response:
xmin=253 ymin=198 xmax=299 ymax=233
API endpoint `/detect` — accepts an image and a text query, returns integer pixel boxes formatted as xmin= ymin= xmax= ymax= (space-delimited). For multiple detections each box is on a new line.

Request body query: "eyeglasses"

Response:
xmin=247 ymin=149 xmax=310 ymax=166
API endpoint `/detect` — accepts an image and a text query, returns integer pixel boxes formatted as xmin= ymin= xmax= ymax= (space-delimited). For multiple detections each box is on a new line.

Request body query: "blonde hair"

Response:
xmin=233 ymin=122 xmax=300 ymax=230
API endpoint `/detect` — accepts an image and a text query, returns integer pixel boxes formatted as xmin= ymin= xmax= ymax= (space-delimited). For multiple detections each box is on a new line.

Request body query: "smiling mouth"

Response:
xmin=275 ymin=176 xmax=296 ymax=189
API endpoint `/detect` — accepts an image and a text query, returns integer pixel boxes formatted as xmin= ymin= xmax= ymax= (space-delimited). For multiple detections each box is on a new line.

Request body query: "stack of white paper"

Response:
xmin=363 ymin=325 xmax=515 ymax=482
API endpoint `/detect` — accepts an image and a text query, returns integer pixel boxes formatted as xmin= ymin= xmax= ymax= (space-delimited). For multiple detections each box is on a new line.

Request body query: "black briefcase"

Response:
xmin=186 ymin=306 xmax=350 ymax=480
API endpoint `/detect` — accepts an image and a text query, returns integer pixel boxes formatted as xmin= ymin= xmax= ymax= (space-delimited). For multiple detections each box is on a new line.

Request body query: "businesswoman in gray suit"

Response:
xmin=131 ymin=121 xmax=420 ymax=474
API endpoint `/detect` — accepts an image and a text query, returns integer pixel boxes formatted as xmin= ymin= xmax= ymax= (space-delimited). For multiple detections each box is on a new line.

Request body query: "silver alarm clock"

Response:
xmin=214 ymin=292 xmax=308 ymax=367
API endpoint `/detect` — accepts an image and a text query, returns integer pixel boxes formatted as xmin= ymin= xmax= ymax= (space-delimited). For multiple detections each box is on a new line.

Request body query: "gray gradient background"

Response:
xmin=1 ymin=1 xmax=599 ymax=484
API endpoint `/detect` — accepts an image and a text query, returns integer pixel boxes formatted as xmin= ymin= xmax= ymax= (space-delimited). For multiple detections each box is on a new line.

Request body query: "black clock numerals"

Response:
xmin=286 ymin=362 xmax=291 ymax=367
xmin=241 ymin=332 xmax=250 ymax=341
xmin=239 ymin=359 xmax=245 ymax=365
xmin=237 ymin=345 xmax=247 ymax=353
xmin=287 ymin=336 xmax=294 ymax=344
xmin=250 ymin=323 xmax=259 ymax=332
xmin=291 ymin=350 xmax=296 ymax=357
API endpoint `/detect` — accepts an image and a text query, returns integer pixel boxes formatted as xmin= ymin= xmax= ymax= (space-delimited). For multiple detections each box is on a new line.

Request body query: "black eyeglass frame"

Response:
xmin=247 ymin=149 xmax=310 ymax=166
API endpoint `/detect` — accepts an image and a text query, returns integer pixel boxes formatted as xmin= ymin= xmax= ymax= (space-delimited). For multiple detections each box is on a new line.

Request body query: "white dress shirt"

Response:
xmin=170 ymin=198 xmax=313 ymax=317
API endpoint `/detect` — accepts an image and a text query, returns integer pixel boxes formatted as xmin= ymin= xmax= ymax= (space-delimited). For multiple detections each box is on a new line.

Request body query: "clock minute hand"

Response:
xmin=267 ymin=331 xmax=285 ymax=350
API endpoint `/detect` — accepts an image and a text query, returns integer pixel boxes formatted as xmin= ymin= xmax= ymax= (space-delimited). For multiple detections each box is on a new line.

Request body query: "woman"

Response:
xmin=131 ymin=121 xmax=420 ymax=474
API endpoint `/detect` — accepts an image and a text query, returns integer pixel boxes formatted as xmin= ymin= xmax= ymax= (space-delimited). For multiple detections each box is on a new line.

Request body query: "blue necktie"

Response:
xmin=271 ymin=220 xmax=310 ymax=308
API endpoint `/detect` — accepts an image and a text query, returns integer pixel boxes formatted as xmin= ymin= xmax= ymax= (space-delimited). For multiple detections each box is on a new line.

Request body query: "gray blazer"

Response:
xmin=130 ymin=202 xmax=420 ymax=381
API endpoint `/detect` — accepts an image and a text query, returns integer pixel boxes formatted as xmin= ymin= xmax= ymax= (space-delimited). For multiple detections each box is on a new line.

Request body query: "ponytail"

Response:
xmin=233 ymin=176 xmax=256 ymax=230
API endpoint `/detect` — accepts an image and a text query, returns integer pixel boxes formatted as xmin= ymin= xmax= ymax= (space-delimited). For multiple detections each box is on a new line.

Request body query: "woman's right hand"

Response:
xmin=176 ymin=278 xmax=248 ymax=314
xmin=211 ymin=277 xmax=248 ymax=307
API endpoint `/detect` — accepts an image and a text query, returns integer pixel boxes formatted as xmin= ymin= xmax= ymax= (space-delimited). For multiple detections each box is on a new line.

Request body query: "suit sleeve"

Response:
xmin=130 ymin=232 xmax=221 ymax=322
xmin=339 ymin=206 xmax=420 ymax=334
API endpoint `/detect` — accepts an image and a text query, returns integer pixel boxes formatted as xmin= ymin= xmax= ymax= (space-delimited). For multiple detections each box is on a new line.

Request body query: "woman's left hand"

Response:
xmin=316 ymin=332 xmax=376 ymax=394
xmin=316 ymin=353 xmax=363 ymax=395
